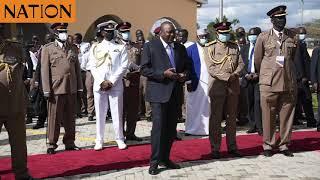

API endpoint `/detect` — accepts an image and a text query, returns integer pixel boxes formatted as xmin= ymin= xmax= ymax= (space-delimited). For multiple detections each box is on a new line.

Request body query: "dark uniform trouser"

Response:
xmin=139 ymin=76 xmax=151 ymax=118
xmin=295 ymin=83 xmax=315 ymax=123
xmin=260 ymin=91 xmax=295 ymax=151
xmin=85 ymin=71 xmax=95 ymax=117
xmin=0 ymin=113 xmax=29 ymax=179
xmin=123 ymin=84 xmax=140 ymax=137
xmin=247 ymin=81 xmax=262 ymax=131
xmin=238 ymin=86 xmax=248 ymax=121
xmin=77 ymin=71 xmax=87 ymax=115
xmin=209 ymin=91 xmax=238 ymax=152
xmin=47 ymin=94 xmax=76 ymax=148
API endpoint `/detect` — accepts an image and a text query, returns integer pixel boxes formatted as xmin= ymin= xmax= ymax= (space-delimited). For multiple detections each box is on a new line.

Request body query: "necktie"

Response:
xmin=248 ymin=45 xmax=255 ymax=72
xmin=279 ymin=32 xmax=283 ymax=42
xmin=167 ymin=45 xmax=175 ymax=68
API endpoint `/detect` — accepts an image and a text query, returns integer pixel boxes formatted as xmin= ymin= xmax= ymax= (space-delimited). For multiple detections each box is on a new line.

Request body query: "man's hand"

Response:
xmin=252 ymin=73 xmax=259 ymax=80
xmin=245 ymin=74 xmax=252 ymax=81
xmin=164 ymin=68 xmax=179 ymax=80
xmin=178 ymin=73 xmax=188 ymax=82
xmin=100 ymin=80 xmax=113 ymax=91
xmin=313 ymin=83 xmax=318 ymax=93
xmin=24 ymin=79 xmax=30 ymax=86
xmin=229 ymin=73 xmax=239 ymax=82
xmin=302 ymin=78 xmax=308 ymax=85
xmin=187 ymin=83 xmax=193 ymax=92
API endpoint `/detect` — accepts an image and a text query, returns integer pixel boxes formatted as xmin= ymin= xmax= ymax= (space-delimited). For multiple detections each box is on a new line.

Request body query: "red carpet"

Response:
xmin=0 ymin=131 xmax=319 ymax=179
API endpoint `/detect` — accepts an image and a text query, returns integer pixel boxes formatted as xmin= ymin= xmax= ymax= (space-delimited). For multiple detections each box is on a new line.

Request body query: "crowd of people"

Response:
xmin=1 ymin=4 xmax=320 ymax=179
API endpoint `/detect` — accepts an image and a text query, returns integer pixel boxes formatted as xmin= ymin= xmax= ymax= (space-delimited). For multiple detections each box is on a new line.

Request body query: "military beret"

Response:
xmin=116 ymin=22 xmax=131 ymax=32
xmin=50 ymin=23 xmax=68 ymax=30
xmin=213 ymin=22 xmax=231 ymax=33
xmin=267 ymin=5 xmax=287 ymax=17
xmin=154 ymin=27 xmax=161 ymax=35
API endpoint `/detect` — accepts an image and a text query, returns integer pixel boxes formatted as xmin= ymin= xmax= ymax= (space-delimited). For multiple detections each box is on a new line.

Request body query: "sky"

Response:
xmin=197 ymin=0 xmax=320 ymax=31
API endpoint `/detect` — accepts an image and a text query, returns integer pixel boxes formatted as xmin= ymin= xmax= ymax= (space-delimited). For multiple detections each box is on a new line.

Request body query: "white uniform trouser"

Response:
xmin=94 ymin=88 xmax=124 ymax=144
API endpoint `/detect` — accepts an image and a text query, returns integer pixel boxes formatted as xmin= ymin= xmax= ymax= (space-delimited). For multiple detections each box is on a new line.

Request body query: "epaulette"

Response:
xmin=205 ymin=40 xmax=217 ymax=47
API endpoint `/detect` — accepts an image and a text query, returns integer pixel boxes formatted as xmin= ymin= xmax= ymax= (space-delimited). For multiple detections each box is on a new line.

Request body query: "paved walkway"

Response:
xmin=1 ymin=117 xmax=320 ymax=180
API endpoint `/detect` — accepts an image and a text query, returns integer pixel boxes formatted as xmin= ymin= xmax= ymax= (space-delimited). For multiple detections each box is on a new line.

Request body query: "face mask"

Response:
xmin=299 ymin=34 xmax=306 ymax=40
xmin=199 ymin=38 xmax=207 ymax=45
xmin=58 ymin=32 xmax=68 ymax=42
xmin=105 ymin=31 xmax=114 ymax=41
xmin=122 ymin=32 xmax=131 ymax=41
xmin=248 ymin=35 xmax=257 ymax=43
xmin=218 ymin=33 xmax=230 ymax=43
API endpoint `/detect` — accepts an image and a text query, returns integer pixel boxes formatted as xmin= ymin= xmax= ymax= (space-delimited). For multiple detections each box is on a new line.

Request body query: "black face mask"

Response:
xmin=272 ymin=17 xmax=286 ymax=31
xmin=105 ymin=31 xmax=114 ymax=41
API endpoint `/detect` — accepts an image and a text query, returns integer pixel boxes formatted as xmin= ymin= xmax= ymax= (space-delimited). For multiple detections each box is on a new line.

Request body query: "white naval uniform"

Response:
xmin=77 ymin=42 xmax=91 ymax=71
xmin=88 ymin=39 xmax=128 ymax=144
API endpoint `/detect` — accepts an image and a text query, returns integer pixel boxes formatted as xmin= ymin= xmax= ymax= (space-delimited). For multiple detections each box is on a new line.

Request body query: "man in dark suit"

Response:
xmin=294 ymin=27 xmax=316 ymax=127
xmin=310 ymin=43 xmax=320 ymax=132
xmin=241 ymin=27 xmax=263 ymax=135
xmin=141 ymin=21 xmax=190 ymax=175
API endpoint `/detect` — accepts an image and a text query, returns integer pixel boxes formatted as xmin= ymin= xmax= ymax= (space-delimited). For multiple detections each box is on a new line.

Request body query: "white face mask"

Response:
xmin=199 ymin=38 xmax=207 ymax=45
xmin=299 ymin=34 xmax=306 ymax=41
xmin=122 ymin=32 xmax=131 ymax=41
xmin=58 ymin=32 xmax=68 ymax=42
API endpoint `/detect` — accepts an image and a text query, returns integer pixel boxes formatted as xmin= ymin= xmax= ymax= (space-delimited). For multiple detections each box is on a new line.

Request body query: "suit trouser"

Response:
xmin=139 ymin=76 xmax=151 ymax=117
xmin=150 ymin=89 xmax=178 ymax=166
xmin=76 ymin=71 xmax=88 ymax=115
xmin=209 ymin=91 xmax=238 ymax=152
xmin=0 ymin=113 xmax=29 ymax=179
xmin=260 ymin=91 xmax=295 ymax=151
xmin=247 ymin=81 xmax=262 ymax=131
xmin=47 ymin=94 xmax=76 ymax=149
xmin=85 ymin=71 xmax=95 ymax=117
xmin=94 ymin=89 xmax=124 ymax=143
xmin=238 ymin=86 xmax=248 ymax=121
xmin=177 ymin=86 xmax=186 ymax=120
xmin=123 ymin=84 xmax=140 ymax=137
xmin=295 ymin=83 xmax=315 ymax=123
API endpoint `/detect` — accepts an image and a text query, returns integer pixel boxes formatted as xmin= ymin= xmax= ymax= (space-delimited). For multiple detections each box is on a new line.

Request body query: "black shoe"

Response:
xmin=65 ymin=145 xmax=81 ymax=151
xmin=26 ymin=117 xmax=33 ymax=124
xmin=246 ymin=128 xmax=257 ymax=134
xmin=228 ymin=150 xmax=243 ymax=157
xmin=88 ymin=116 xmax=94 ymax=121
xmin=280 ymin=150 xmax=294 ymax=157
xmin=262 ymin=150 xmax=273 ymax=157
xmin=161 ymin=160 xmax=181 ymax=169
xmin=177 ymin=117 xmax=185 ymax=123
xmin=146 ymin=117 xmax=152 ymax=122
xmin=307 ymin=122 xmax=317 ymax=128
xmin=47 ymin=148 xmax=56 ymax=155
xmin=148 ymin=165 xmax=159 ymax=175
xmin=126 ymin=135 xmax=143 ymax=141
xmin=317 ymin=126 xmax=320 ymax=132
xmin=32 ymin=123 xmax=44 ymax=129
xmin=258 ymin=130 xmax=263 ymax=136
xmin=77 ymin=113 xmax=83 ymax=118
xmin=211 ymin=151 xmax=221 ymax=159
xmin=19 ymin=175 xmax=38 ymax=180
xmin=175 ymin=135 xmax=182 ymax=141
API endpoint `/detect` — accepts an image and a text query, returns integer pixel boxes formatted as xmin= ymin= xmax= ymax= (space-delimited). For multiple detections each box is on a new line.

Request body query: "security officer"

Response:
xmin=0 ymin=24 xmax=35 ymax=179
xmin=116 ymin=22 xmax=143 ymax=141
xmin=41 ymin=23 xmax=83 ymax=154
xmin=254 ymin=5 xmax=297 ymax=157
xmin=205 ymin=22 xmax=244 ymax=159
xmin=88 ymin=22 xmax=128 ymax=150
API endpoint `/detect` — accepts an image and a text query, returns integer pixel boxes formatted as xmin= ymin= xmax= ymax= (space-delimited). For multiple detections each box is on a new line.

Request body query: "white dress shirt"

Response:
xmin=249 ymin=42 xmax=255 ymax=73
xmin=77 ymin=42 xmax=91 ymax=71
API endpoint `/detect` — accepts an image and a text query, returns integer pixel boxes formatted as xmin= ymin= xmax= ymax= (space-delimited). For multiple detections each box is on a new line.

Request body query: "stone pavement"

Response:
xmin=1 ymin=117 xmax=320 ymax=180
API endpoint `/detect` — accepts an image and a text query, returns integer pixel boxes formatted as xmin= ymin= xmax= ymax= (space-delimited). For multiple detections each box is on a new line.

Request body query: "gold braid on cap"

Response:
xmin=92 ymin=43 xmax=112 ymax=69
xmin=208 ymin=45 xmax=235 ymax=71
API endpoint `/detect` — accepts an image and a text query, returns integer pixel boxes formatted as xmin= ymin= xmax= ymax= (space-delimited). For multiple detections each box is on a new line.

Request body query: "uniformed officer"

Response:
xmin=116 ymin=22 xmax=143 ymax=141
xmin=0 ymin=24 xmax=35 ymax=179
xmin=205 ymin=22 xmax=244 ymax=159
xmin=254 ymin=5 xmax=297 ymax=157
xmin=88 ymin=22 xmax=128 ymax=150
xmin=41 ymin=23 xmax=83 ymax=154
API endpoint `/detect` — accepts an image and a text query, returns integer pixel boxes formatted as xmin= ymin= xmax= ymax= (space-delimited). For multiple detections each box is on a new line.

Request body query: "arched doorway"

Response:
xmin=147 ymin=17 xmax=181 ymax=40
xmin=83 ymin=14 xmax=123 ymax=42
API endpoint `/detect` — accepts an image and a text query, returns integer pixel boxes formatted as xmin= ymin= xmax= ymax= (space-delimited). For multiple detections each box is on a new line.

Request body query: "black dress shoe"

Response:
xmin=148 ymin=165 xmax=159 ymax=175
xmin=26 ymin=117 xmax=33 ymax=124
xmin=47 ymin=148 xmax=56 ymax=154
xmin=262 ymin=150 xmax=273 ymax=157
xmin=246 ymin=128 xmax=257 ymax=134
xmin=161 ymin=160 xmax=181 ymax=169
xmin=88 ymin=116 xmax=94 ymax=121
xmin=65 ymin=145 xmax=81 ymax=151
xmin=32 ymin=123 xmax=44 ymax=129
xmin=228 ymin=150 xmax=243 ymax=157
xmin=317 ymin=127 xmax=320 ymax=132
xmin=19 ymin=175 xmax=38 ymax=180
xmin=258 ymin=130 xmax=263 ymax=136
xmin=211 ymin=151 xmax=221 ymax=159
xmin=280 ymin=150 xmax=294 ymax=157
xmin=175 ymin=135 xmax=182 ymax=141
xmin=126 ymin=135 xmax=143 ymax=141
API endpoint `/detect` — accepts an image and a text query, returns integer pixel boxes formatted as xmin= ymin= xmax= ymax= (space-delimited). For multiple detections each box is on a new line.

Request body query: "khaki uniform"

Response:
xmin=0 ymin=39 xmax=30 ymax=179
xmin=41 ymin=41 xmax=83 ymax=149
xmin=204 ymin=40 xmax=244 ymax=152
xmin=122 ymin=42 xmax=140 ymax=137
xmin=254 ymin=29 xmax=297 ymax=151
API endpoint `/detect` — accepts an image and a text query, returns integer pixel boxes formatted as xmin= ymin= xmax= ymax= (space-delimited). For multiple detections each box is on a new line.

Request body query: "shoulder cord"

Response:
xmin=92 ymin=44 xmax=112 ymax=69
xmin=208 ymin=45 xmax=235 ymax=71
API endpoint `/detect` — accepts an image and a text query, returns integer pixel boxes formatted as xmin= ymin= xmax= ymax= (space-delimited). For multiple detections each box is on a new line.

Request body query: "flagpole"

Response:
xmin=219 ymin=0 xmax=223 ymax=22
xmin=301 ymin=1 xmax=304 ymax=25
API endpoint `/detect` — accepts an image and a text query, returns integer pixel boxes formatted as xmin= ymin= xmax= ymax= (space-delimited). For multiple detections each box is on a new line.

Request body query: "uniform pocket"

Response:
xmin=259 ymin=71 xmax=273 ymax=86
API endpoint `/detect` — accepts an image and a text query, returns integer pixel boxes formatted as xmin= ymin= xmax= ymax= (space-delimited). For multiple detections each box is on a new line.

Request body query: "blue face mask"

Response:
xmin=122 ymin=32 xmax=131 ymax=41
xmin=218 ymin=33 xmax=230 ymax=42
xmin=199 ymin=38 xmax=208 ymax=45
xmin=299 ymin=34 xmax=306 ymax=41
xmin=248 ymin=35 xmax=257 ymax=43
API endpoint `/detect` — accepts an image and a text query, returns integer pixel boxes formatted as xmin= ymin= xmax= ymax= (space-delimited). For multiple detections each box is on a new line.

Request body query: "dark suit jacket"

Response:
xmin=141 ymin=38 xmax=191 ymax=103
xmin=311 ymin=46 xmax=320 ymax=84
xmin=23 ymin=49 xmax=33 ymax=81
xmin=294 ymin=42 xmax=310 ymax=81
